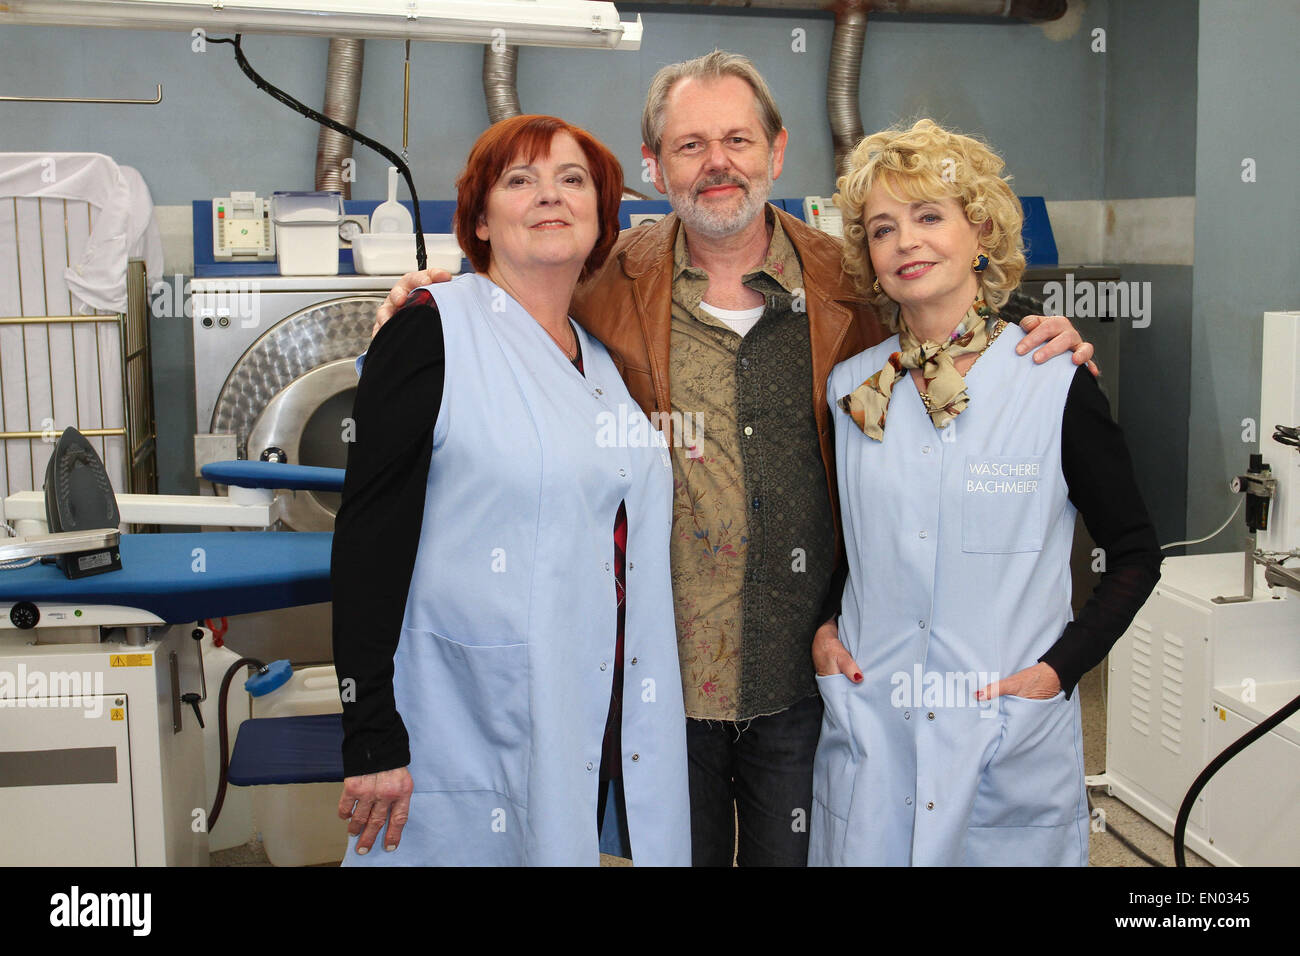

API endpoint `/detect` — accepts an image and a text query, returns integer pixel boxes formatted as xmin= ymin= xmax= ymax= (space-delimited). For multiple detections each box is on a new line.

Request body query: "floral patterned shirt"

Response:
xmin=668 ymin=209 xmax=836 ymax=720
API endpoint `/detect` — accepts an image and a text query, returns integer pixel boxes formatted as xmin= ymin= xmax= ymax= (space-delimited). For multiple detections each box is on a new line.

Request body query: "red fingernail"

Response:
xmin=853 ymin=672 xmax=863 ymax=682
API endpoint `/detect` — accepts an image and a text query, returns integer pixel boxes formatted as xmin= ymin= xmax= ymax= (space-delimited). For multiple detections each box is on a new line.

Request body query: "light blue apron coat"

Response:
xmin=811 ymin=325 xmax=1089 ymax=866
xmin=344 ymin=274 xmax=690 ymax=866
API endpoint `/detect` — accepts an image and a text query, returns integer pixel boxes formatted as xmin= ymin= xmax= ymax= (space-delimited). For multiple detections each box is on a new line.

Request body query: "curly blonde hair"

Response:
xmin=834 ymin=119 xmax=1026 ymax=326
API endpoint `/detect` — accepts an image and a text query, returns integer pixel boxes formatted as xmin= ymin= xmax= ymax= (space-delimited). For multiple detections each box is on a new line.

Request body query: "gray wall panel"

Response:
xmin=1187 ymin=0 xmax=1300 ymax=552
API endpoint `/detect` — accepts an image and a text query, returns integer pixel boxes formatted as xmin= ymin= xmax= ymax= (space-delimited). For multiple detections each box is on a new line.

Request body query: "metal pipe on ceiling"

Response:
xmin=314 ymin=38 xmax=365 ymax=199
xmin=483 ymin=43 xmax=524 ymax=124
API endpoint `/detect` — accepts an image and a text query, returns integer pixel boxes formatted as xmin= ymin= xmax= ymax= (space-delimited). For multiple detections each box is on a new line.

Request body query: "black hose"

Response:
xmin=1086 ymin=787 xmax=1166 ymax=867
xmin=1173 ymin=691 xmax=1300 ymax=866
xmin=208 ymin=655 xmax=268 ymax=834
xmin=210 ymin=35 xmax=427 ymax=271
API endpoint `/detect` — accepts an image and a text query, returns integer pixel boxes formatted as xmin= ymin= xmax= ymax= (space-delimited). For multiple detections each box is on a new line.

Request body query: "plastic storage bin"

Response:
xmin=250 ymin=664 xmax=348 ymax=866
xmin=352 ymin=233 xmax=463 ymax=276
xmin=272 ymin=191 xmax=343 ymax=276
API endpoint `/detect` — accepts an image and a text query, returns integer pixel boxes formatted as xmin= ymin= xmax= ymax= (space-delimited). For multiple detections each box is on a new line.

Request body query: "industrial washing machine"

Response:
xmin=191 ymin=273 xmax=393 ymax=665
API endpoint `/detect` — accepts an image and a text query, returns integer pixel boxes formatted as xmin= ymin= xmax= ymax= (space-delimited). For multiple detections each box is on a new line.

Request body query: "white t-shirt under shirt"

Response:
xmin=700 ymin=301 xmax=765 ymax=338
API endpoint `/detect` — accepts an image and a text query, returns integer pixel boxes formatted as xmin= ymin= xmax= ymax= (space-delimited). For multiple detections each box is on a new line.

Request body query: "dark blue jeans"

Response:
xmin=685 ymin=693 xmax=824 ymax=867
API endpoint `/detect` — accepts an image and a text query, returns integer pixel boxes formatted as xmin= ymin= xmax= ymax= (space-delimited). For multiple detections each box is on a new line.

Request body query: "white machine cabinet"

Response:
xmin=1104 ymin=311 xmax=1300 ymax=867
xmin=1106 ymin=554 xmax=1300 ymax=865
xmin=0 ymin=690 xmax=135 ymax=865
xmin=0 ymin=626 xmax=209 ymax=866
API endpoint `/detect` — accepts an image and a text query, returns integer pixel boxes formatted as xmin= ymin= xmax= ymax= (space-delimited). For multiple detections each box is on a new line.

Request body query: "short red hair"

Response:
xmin=453 ymin=115 xmax=624 ymax=280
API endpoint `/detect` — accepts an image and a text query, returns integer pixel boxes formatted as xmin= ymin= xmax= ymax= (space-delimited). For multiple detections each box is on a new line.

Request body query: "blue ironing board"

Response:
xmin=201 ymin=460 xmax=345 ymax=492
xmin=0 ymin=532 xmax=331 ymax=622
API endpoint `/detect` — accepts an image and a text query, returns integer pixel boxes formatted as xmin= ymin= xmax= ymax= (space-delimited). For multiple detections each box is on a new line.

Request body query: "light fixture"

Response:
xmin=0 ymin=0 xmax=643 ymax=50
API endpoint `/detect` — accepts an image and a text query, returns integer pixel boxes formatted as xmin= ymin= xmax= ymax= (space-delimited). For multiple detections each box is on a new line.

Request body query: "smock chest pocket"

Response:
xmin=960 ymin=455 xmax=1046 ymax=554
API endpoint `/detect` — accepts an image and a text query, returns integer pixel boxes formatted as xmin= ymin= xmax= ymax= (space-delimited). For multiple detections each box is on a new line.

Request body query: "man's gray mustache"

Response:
xmin=692 ymin=177 xmax=749 ymax=197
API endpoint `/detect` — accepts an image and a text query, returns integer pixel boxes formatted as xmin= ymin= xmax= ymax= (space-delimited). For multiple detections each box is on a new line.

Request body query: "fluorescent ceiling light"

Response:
xmin=0 ymin=0 xmax=643 ymax=50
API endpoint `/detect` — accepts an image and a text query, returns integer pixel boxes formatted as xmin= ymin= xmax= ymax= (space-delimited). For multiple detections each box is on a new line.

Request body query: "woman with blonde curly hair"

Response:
xmin=810 ymin=119 xmax=1161 ymax=866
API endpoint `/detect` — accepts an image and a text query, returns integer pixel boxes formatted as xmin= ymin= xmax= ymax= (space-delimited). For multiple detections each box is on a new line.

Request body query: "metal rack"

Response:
xmin=0 ymin=196 xmax=157 ymax=515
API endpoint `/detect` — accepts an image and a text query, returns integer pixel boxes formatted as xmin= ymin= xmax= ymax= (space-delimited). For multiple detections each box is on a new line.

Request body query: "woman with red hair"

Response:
xmin=332 ymin=115 xmax=690 ymax=866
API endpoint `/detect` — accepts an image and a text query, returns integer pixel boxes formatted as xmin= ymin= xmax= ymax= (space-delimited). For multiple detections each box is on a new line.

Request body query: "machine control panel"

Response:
xmin=213 ymin=192 xmax=276 ymax=260
xmin=803 ymin=196 xmax=843 ymax=237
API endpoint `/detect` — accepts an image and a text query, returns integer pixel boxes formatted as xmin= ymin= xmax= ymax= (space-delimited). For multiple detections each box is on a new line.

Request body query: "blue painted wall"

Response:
xmin=1 ymin=9 xmax=1112 ymax=203
xmin=1103 ymin=0 xmax=1198 ymax=548
xmin=1186 ymin=0 xmax=1300 ymax=551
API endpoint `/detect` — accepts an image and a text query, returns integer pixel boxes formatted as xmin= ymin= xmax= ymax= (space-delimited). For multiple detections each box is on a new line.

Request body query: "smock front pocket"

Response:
xmin=969 ymin=691 xmax=1081 ymax=829
xmin=392 ymin=628 xmax=530 ymax=809
xmin=960 ymin=455 xmax=1046 ymax=553
xmin=812 ymin=673 xmax=859 ymax=823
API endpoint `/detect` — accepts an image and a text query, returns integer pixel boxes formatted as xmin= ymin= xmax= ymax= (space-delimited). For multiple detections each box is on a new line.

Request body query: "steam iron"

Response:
xmin=42 ymin=426 xmax=122 ymax=578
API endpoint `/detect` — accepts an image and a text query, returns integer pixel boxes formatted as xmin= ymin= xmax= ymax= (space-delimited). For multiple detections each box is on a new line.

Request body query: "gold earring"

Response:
xmin=872 ymin=277 xmax=882 ymax=295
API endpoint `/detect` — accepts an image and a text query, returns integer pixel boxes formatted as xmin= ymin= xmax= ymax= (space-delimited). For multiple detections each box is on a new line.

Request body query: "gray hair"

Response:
xmin=641 ymin=50 xmax=784 ymax=157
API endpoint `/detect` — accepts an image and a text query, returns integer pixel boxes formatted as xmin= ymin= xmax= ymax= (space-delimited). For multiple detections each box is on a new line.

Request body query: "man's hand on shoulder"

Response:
xmin=1017 ymin=314 xmax=1099 ymax=378
xmin=372 ymin=269 xmax=454 ymax=338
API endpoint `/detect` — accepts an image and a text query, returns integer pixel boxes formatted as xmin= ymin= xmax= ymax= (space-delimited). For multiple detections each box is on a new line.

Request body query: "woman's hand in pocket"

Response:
xmin=812 ymin=619 xmax=863 ymax=682
xmin=976 ymin=662 xmax=1062 ymax=702
xmin=339 ymin=766 xmax=414 ymax=854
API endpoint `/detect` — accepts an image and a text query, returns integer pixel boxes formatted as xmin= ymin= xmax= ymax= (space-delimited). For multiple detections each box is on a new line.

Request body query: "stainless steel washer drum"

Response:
xmin=210 ymin=295 xmax=380 ymax=530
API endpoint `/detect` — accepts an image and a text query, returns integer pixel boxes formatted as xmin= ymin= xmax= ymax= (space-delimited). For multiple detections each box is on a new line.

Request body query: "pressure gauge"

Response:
xmin=339 ymin=218 xmax=365 ymax=243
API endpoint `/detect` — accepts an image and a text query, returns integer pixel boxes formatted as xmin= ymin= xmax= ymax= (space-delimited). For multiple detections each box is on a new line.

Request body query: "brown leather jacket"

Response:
xmin=571 ymin=205 xmax=888 ymax=545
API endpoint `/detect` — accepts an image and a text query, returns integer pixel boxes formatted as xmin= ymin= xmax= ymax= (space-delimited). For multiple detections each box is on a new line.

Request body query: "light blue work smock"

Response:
xmin=344 ymin=273 xmax=690 ymax=866
xmin=811 ymin=324 xmax=1089 ymax=867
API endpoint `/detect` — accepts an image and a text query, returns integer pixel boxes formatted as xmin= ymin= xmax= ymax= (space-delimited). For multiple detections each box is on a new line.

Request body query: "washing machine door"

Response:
xmin=210 ymin=295 xmax=379 ymax=531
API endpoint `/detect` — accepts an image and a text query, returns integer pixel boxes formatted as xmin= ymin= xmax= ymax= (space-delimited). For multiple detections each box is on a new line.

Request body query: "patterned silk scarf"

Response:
xmin=838 ymin=298 xmax=1005 ymax=441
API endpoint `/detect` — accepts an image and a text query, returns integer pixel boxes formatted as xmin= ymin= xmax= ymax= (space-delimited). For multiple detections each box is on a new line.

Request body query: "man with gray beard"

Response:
xmin=373 ymin=50 xmax=1091 ymax=866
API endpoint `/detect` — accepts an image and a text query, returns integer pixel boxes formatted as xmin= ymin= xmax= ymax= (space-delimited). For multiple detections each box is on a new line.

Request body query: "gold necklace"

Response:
xmin=487 ymin=269 xmax=578 ymax=360
xmin=543 ymin=320 xmax=578 ymax=360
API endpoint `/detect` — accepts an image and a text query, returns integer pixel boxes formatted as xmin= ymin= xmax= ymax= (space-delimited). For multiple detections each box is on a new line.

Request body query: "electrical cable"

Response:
xmin=1173 ymin=691 xmax=1300 ymax=866
xmin=1161 ymin=498 xmax=1244 ymax=551
xmin=1086 ymin=787 xmax=1166 ymax=867
xmin=210 ymin=34 xmax=427 ymax=271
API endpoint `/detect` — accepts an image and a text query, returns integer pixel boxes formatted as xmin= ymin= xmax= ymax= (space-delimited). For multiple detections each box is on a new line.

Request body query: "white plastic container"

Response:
xmin=249 ymin=665 xmax=348 ymax=866
xmin=272 ymin=191 xmax=343 ymax=276
xmin=352 ymin=233 xmax=463 ymax=276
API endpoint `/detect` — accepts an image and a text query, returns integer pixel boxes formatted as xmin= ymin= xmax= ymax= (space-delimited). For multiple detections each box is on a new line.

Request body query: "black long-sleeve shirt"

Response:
xmin=331 ymin=300 xmax=444 ymax=777
xmin=1043 ymin=365 xmax=1162 ymax=696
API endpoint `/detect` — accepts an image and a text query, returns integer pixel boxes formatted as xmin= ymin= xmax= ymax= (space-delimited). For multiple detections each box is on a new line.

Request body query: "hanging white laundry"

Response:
xmin=0 ymin=152 xmax=163 ymax=314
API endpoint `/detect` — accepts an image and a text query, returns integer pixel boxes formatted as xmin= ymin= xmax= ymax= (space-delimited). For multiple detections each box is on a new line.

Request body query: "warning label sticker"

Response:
xmin=110 ymin=654 xmax=151 ymax=668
